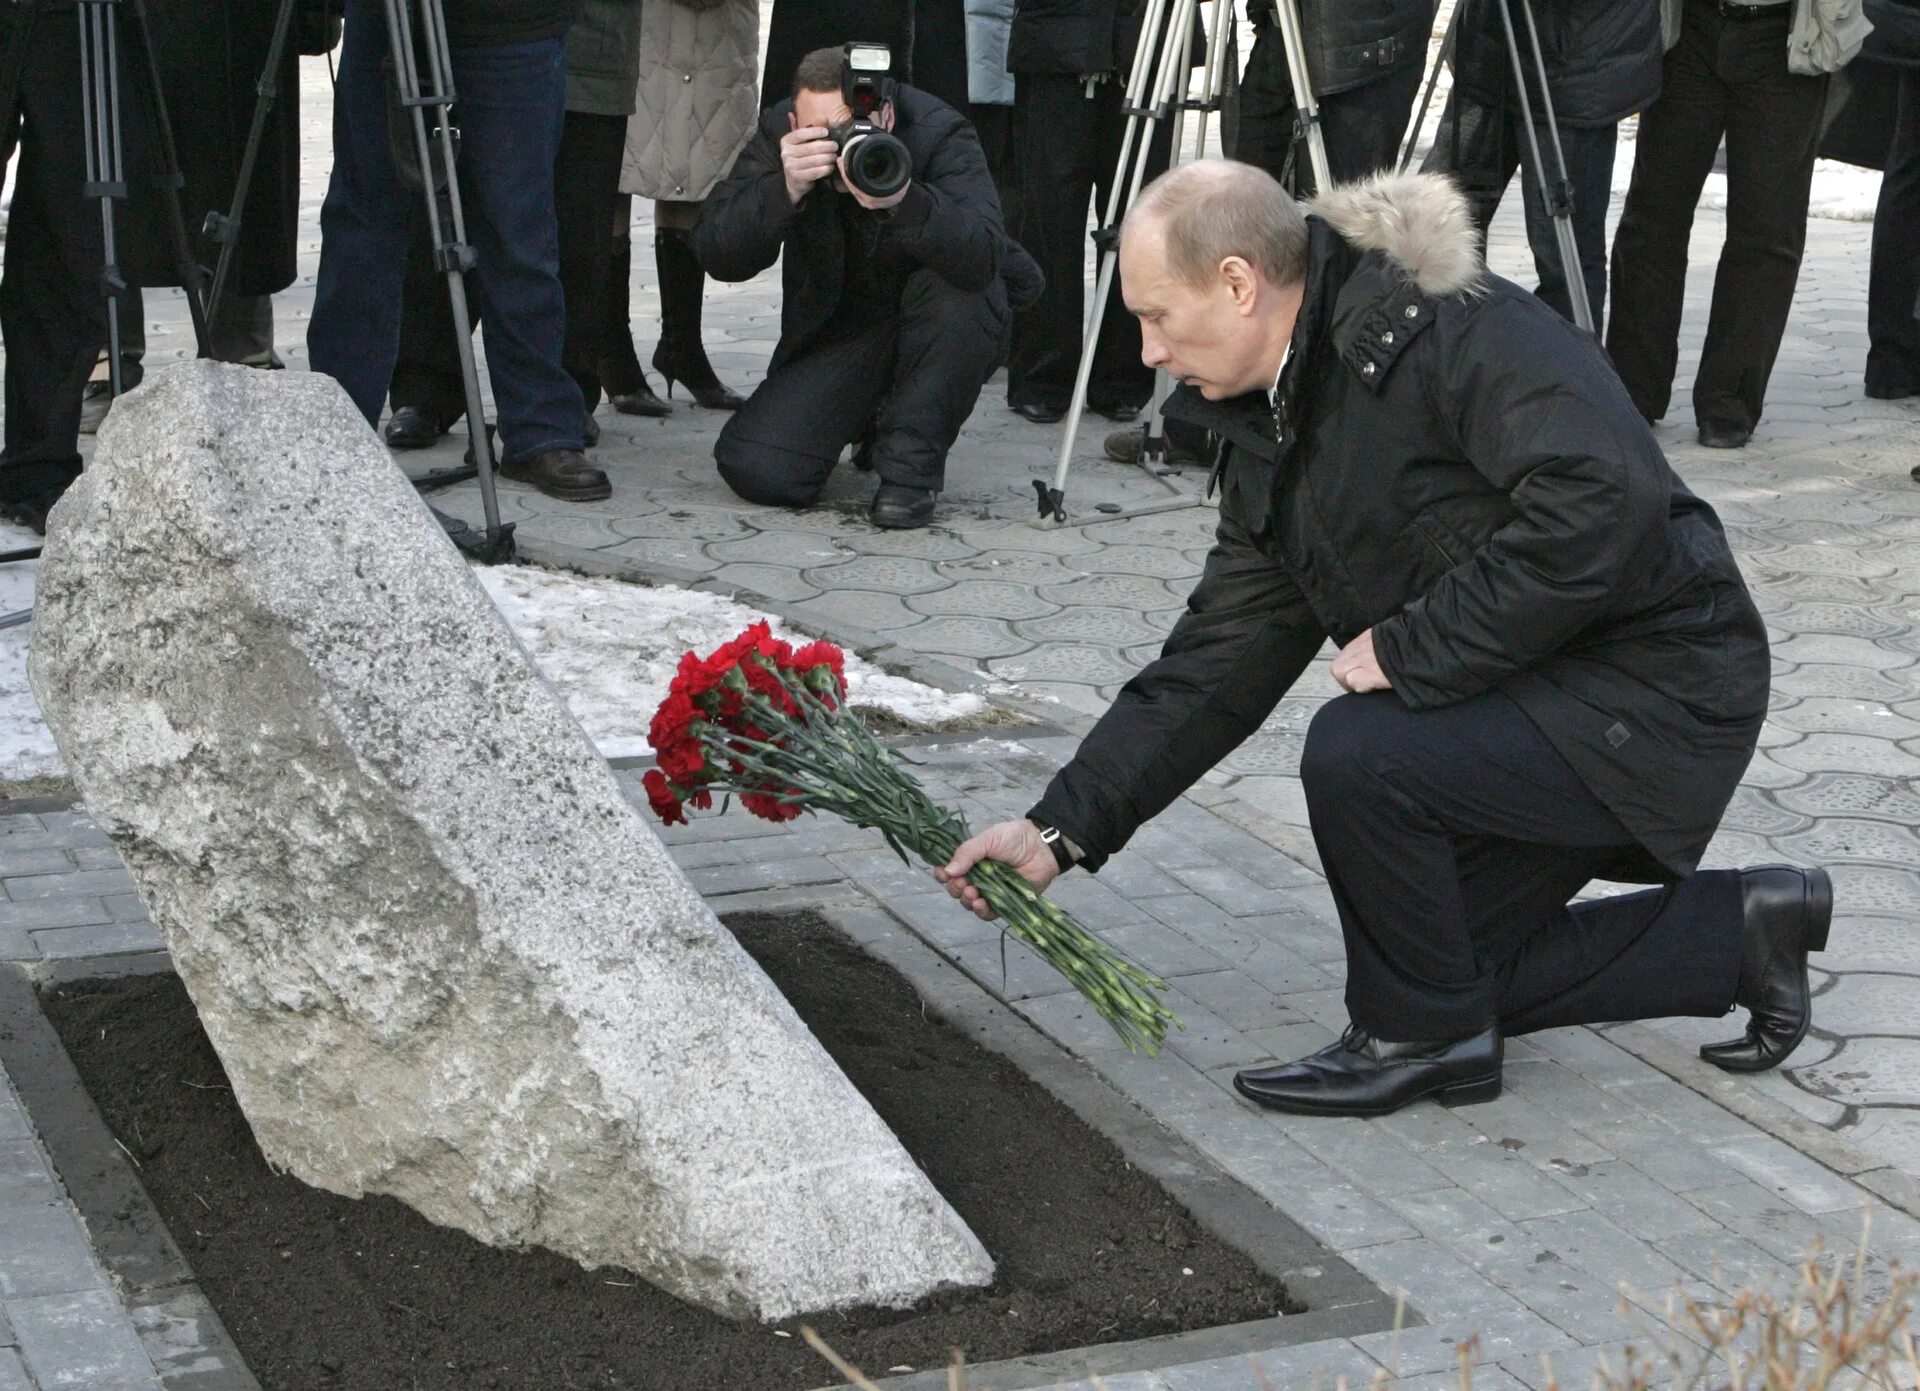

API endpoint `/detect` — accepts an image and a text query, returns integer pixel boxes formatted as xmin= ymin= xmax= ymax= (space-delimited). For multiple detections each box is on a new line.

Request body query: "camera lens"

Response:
xmin=841 ymin=130 xmax=912 ymax=200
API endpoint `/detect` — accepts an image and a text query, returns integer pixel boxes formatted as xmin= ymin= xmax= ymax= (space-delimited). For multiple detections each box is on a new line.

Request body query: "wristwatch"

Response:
xmin=1028 ymin=818 xmax=1083 ymax=873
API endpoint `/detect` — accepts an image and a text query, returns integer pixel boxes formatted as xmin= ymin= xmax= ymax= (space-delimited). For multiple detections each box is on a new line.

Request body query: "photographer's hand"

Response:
xmin=780 ymin=124 xmax=839 ymax=205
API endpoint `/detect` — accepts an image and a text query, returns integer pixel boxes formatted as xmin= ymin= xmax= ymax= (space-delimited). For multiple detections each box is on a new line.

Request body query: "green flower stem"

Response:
xmin=680 ymin=680 xmax=1179 ymax=1053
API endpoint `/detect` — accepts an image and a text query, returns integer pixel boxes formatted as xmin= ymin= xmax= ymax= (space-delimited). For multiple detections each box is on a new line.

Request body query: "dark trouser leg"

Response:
xmin=1298 ymin=690 xmax=1742 ymax=1041
xmin=446 ymin=35 xmax=584 ymax=463
xmin=309 ymin=0 xmax=413 ymax=428
xmin=0 ymin=9 xmax=132 ymax=503
xmin=1425 ymin=95 xmax=1521 ymax=242
xmin=555 ymin=111 xmax=626 ymax=413
xmin=1238 ymin=30 xmax=1425 ymax=193
xmin=713 ymin=325 xmax=894 ymax=508
xmin=1604 ymin=1 xmax=1728 ymax=422
xmin=390 ymin=210 xmax=471 ymax=428
xmin=1867 ymin=70 xmax=1920 ymax=396
xmin=1518 ymin=123 xmax=1618 ymax=333
xmin=1693 ymin=16 xmax=1825 ymax=432
xmin=207 ymin=293 xmax=283 ymax=368
xmin=871 ymin=270 xmax=1010 ymax=491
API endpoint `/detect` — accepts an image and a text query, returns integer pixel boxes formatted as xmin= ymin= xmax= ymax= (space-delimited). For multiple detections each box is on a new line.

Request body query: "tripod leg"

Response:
xmin=122 ymin=0 xmax=212 ymax=357
xmin=1499 ymin=0 xmax=1594 ymax=332
xmin=206 ymin=0 xmax=301 ymax=327
xmin=76 ymin=1 xmax=128 ymax=396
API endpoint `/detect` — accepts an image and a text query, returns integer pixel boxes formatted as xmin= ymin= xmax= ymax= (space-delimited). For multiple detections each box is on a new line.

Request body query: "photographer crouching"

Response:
xmin=696 ymin=44 xmax=1042 ymax=530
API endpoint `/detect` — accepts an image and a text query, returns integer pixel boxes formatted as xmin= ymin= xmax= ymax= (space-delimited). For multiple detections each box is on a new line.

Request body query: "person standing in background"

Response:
xmin=1606 ymin=0 xmax=1871 ymax=450
xmin=1862 ymin=0 xmax=1920 ymax=404
xmin=602 ymin=0 xmax=759 ymax=415
xmin=1425 ymin=0 xmax=1663 ymax=334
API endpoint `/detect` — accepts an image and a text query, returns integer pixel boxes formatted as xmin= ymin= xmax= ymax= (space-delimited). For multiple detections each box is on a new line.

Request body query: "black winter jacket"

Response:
xmin=445 ymin=0 xmax=580 ymax=49
xmin=1453 ymin=0 xmax=1663 ymax=127
xmin=1257 ymin=0 xmax=1437 ymax=98
xmin=1007 ymin=0 xmax=1197 ymax=77
xmin=1031 ymin=173 xmax=1768 ymax=882
xmin=695 ymin=87 xmax=1044 ymax=373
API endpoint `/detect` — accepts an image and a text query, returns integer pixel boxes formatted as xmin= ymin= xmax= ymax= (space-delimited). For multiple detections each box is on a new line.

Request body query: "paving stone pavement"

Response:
xmin=2 ymin=49 xmax=1917 ymax=1391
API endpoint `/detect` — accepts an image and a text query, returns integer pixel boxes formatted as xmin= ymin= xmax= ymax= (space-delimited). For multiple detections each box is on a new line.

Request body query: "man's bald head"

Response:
xmin=1126 ymin=160 xmax=1309 ymax=290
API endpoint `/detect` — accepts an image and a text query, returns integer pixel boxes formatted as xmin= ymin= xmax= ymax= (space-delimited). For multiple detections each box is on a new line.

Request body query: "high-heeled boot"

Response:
xmin=652 ymin=227 xmax=746 ymax=410
xmin=598 ymin=232 xmax=670 ymax=418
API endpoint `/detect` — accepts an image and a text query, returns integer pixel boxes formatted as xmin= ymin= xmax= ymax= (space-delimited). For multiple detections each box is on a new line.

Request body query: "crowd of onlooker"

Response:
xmin=0 ymin=0 xmax=1913 ymax=534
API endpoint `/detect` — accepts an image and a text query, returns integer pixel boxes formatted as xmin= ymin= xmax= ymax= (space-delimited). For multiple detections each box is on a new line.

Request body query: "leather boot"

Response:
xmin=598 ymin=233 xmax=670 ymax=418
xmin=652 ymin=227 xmax=746 ymax=410
xmin=1699 ymin=865 xmax=1832 ymax=1073
xmin=870 ymin=483 xmax=936 ymax=530
xmin=1233 ymin=1025 xmax=1502 ymax=1117
xmin=500 ymin=448 xmax=611 ymax=502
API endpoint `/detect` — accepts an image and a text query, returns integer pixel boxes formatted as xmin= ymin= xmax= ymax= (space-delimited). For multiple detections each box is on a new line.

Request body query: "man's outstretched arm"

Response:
xmin=941 ymin=516 xmax=1326 ymax=913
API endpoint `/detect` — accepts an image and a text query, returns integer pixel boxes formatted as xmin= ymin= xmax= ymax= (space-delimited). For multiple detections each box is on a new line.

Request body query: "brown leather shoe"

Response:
xmin=499 ymin=448 xmax=610 ymax=502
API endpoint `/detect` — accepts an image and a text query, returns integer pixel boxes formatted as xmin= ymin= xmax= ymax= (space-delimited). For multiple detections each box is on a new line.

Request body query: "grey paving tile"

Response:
xmin=1282 ymin=1116 xmax=1452 ymax=1200
xmin=1159 ymin=1339 xmax=1385 ymax=1391
xmin=1420 ymin=1136 xmax=1590 ymax=1223
xmin=0 ymin=1350 xmax=29 ymax=1391
xmin=0 ymin=899 xmax=114 ymax=932
xmin=0 ymin=1206 xmax=108 ymax=1299
xmin=1354 ymin=1306 xmax=1578 ymax=1379
xmin=9 ymin=1288 xmax=157 ymax=1390
xmin=4 ymin=869 xmax=141 ymax=902
xmin=1341 ymin=1237 xmax=1520 ymax=1319
xmin=28 ymin=922 xmax=164 ymax=960
xmin=1704 ymin=1134 xmax=1873 ymax=1215
xmin=1539 ymin=1161 xmax=1721 ymax=1241
xmin=1171 ymin=969 xmax=1306 ymax=1033
xmin=0 ymin=1143 xmax=59 ymax=1209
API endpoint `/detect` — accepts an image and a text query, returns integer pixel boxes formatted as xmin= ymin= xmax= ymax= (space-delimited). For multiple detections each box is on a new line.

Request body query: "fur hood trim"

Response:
xmin=1307 ymin=172 xmax=1484 ymax=297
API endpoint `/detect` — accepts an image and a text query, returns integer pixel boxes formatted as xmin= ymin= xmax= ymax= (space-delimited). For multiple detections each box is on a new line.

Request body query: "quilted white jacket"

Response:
xmin=621 ymin=0 xmax=762 ymax=203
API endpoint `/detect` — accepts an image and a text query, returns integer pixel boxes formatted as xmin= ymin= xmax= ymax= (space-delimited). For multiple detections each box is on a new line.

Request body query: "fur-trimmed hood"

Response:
xmin=1307 ymin=172 xmax=1483 ymax=298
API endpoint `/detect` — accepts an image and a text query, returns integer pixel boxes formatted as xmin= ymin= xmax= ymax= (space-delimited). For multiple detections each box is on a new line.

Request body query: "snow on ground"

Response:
xmin=472 ymin=563 xmax=987 ymax=759
xmin=0 ymin=558 xmax=987 ymax=783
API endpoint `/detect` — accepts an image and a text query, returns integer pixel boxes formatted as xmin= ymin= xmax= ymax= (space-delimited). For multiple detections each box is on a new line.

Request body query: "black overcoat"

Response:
xmin=1031 ymin=173 xmax=1769 ymax=883
xmin=122 ymin=0 xmax=302 ymax=296
xmin=1451 ymin=0 xmax=1663 ymax=128
xmin=695 ymin=85 xmax=1042 ymax=373
xmin=760 ymin=0 xmax=916 ymax=109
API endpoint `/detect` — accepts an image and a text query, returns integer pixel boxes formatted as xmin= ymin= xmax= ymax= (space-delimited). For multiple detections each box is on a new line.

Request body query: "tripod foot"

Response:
xmin=1033 ymin=479 xmax=1066 ymax=524
xmin=431 ymin=508 xmax=517 ymax=565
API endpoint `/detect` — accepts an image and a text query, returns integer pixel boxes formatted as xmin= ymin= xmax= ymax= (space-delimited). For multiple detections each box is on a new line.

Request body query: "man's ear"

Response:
xmin=788 ymin=110 xmax=798 ymax=132
xmin=1220 ymin=256 xmax=1259 ymax=314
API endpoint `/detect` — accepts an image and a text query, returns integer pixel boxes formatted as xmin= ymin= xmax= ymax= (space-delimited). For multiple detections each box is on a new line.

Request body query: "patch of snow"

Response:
xmin=0 ymin=557 xmax=989 ymax=783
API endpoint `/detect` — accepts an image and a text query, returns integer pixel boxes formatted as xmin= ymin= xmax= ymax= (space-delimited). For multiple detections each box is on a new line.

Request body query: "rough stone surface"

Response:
xmin=26 ymin=362 xmax=993 ymax=1322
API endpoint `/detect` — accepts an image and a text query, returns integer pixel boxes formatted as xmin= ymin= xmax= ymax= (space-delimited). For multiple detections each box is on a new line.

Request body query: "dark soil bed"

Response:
xmin=43 ymin=910 xmax=1297 ymax=1391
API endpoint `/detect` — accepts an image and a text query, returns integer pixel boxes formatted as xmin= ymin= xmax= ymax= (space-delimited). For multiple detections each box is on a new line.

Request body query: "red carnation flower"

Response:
xmin=642 ymin=768 xmax=686 ymax=826
xmin=740 ymin=790 xmax=803 ymax=823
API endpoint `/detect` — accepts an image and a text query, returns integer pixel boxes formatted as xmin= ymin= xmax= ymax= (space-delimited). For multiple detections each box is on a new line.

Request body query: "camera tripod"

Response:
xmin=0 ymin=0 xmax=215 ymax=623
xmin=198 ymin=0 xmax=515 ymax=562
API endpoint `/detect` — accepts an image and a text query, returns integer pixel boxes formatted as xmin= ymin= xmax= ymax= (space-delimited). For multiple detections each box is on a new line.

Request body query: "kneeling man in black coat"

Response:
xmin=939 ymin=160 xmax=1831 ymax=1117
xmin=696 ymin=47 xmax=1042 ymax=530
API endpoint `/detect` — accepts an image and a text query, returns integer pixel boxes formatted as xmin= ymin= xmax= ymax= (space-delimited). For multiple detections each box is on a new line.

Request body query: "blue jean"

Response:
xmin=308 ymin=1 xmax=582 ymax=461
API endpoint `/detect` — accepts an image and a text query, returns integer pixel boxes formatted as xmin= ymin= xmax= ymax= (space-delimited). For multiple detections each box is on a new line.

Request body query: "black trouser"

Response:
xmin=1606 ymin=0 xmax=1827 ymax=432
xmin=1867 ymin=67 xmax=1920 ymax=397
xmin=1426 ymin=97 xmax=1618 ymax=333
xmin=388 ymin=109 xmax=626 ymax=426
xmin=715 ymin=269 xmax=1010 ymax=506
xmin=0 ymin=4 xmax=157 ymax=505
xmin=1300 ymin=689 xmax=1745 ymax=1042
xmin=1006 ymin=74 xmax=1171 ymax=414
xmin=1234 ymin=29 xmax=1425 ymax=194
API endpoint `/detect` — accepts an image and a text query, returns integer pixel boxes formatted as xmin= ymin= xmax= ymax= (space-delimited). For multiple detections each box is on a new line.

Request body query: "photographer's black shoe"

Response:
xmin=869 ymin=483 xmax=935 ymax=530
xmin=500 ymin=449 xmax=611 ymax=502
xmin=1090 ymin=398 xmax=1145 ymax=423
xmin=385 ymin=406 xmax=445 ymax=451
xmin=1697 ymin=419 xmax=1752 ymax=449
xmin=1700 ymin=865 xmax=1831 ymax=1074
xmin=1012 ymin=400 xmax=1066 ymax=425
xmin=1233 ymin=1025 xmax=1502 ymax=1117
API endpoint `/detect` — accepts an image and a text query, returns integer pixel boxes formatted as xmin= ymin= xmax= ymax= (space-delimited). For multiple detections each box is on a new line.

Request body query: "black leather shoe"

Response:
xmin=1012 ymin=401 xmax=1066 ymax=425
xmin=1700 ymin=865 xmax=1832 ymax=1073
xmin=1233 ymin=1025 xmax=1503 ymax=1117
xmin=385 ymin=406 xmax=444 ymax=450
xmin=1697 ymin=420 xmax=1752 ymax=449
xmin=1090 ymin=398 xmax=1144 ymax=423
xmin=499 ymin=449 xmax=611 ymax=502
xmin=869 ymin=483 xmax=936 ymax=530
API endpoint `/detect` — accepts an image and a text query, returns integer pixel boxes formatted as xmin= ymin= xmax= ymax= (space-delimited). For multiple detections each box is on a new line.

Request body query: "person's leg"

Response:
xmin=308 ymin=0 xmax=414 ymax=428
xmin=207 ymin=293 xmax=285 ymax=369
xmin=1232 ymin=26 xmax=1300 ymax=190
xmin=1087 ymin=78 xmax=1169 ymax=415
xmin=1692 ymin=13 xmax=1826 ymax=435
xmin=713 ymin=325 xmax=895 ymax=508
xmin=1006 ymin=74 xmax=1100 ymax=414
xmin=444 ymin=35 xmax=584 ymax=464
xmin=1866 ymin=68 xmax=1920 ymax=399
xmin=1604 ymin=0 xmax=1729 ymax=422
xmin=1424 ymin=94 xmax=1522 ymax=245
xmin=1296 ymin=689 xmax=1740 ymax=1041
xmin=555 ymin=110 xmax=626 ymax=414
xmin=1517 ymin=122 xmax=1618 ymax=332
xmin=388 ymin=211 xmax=470 ymax=431
xmin=1318 ymin=60 xmax=1425 ymax=186
xmin=869 ymin=269 xmax=1010 ymax=492
xmin=653 ymin=199 xmax=745 ymax=408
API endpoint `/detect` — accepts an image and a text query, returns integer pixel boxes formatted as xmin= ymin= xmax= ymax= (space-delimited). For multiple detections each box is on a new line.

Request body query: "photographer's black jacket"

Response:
xmin=696 ymin=86 xmax=1041 ymax=374
xmin=1030 ymin=173 xmax=1770 ymax=883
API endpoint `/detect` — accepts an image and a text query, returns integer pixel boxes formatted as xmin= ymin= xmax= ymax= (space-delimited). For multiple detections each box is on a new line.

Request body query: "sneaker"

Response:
xmin=78 ymin=382 xmax=112 ymax=436
xmin=1103 ymin=424 xmax=1207 ymax=467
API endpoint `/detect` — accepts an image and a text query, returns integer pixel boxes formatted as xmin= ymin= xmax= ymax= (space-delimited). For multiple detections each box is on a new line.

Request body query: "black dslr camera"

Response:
xmin=831 ymin=42 xmax=912 ymax=200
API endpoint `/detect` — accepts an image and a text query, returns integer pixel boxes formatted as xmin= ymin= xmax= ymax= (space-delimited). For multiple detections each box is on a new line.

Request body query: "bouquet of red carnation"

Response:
xmin=642 ymin=623 xmax=1177 ymax=1053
